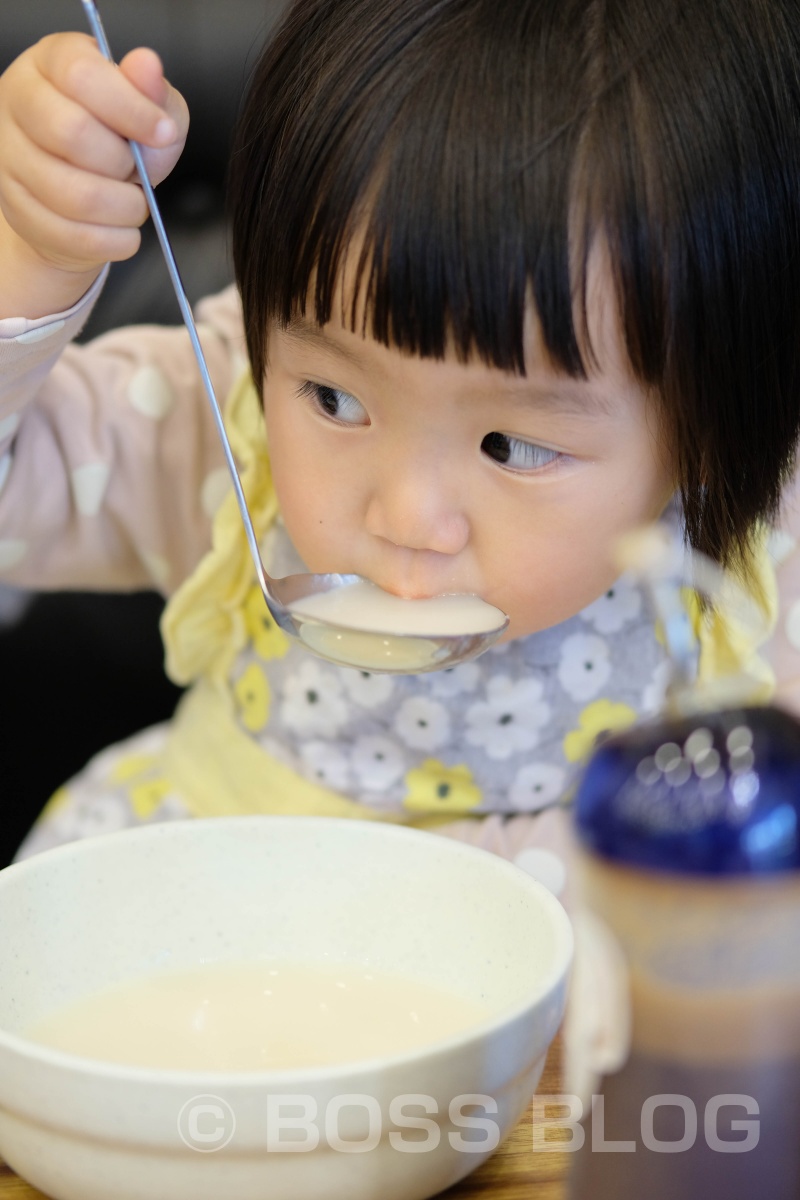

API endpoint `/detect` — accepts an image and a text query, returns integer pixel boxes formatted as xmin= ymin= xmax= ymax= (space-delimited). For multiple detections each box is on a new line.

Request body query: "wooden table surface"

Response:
xmin=0 ymin=1040 xmax=568 ymax=1200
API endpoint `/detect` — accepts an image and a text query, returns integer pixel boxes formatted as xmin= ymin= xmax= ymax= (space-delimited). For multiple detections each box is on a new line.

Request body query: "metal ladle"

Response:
xmin=79 ymin=0 xmax=509 ymax=674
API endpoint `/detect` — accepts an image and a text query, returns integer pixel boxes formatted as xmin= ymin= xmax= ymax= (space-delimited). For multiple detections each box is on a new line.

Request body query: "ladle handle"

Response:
xmin=80 ymin=0 xmax=275 ymax=609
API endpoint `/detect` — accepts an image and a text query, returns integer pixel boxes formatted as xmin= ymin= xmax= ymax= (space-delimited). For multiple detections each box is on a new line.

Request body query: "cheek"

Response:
xmin=486 ymin=459 xmax=673 ymax=637
xmin=270 ymin=449 xmax=330 ymax=557
xmin=492 ymin=532 xmax=621 ymax=638
xmin=263 ymin=403 xmax=359 ymax=567
xmin=262 ymin=398 xmax=319 ymax=545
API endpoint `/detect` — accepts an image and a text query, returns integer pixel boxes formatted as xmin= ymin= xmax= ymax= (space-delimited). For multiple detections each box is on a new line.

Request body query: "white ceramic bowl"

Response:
xmin=0 ymin=816 xmax=572 ymax=1200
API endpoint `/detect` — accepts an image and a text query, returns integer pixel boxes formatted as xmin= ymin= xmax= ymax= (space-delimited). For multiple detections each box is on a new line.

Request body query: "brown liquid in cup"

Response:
xmin=569 ymin=858 xmax=800 ymax=1199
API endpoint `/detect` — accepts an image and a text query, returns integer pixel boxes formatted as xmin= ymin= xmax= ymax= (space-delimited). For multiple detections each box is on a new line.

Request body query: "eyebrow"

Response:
xmin=281 ymin=315 xmax=618 ymax=419
xmin=503 ymin=378 xmax=617 ymax=419
xmin=283 ymin=316 xmax=370 ymax=368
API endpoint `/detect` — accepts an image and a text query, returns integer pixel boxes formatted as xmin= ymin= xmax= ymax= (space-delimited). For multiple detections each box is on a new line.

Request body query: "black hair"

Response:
xmin=229 ymin=0 xmax=800 ymax=581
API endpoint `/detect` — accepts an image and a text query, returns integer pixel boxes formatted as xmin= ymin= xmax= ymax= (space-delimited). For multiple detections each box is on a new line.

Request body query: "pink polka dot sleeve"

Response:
xmin=0 ymin=279 xmax=247 ymax=594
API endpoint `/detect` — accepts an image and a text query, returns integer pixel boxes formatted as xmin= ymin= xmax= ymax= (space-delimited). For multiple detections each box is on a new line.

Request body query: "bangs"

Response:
xmin=232 ymin=0 xmax=614 ymax=378
xmin=302 ymin=0 xmax=595 ymax=377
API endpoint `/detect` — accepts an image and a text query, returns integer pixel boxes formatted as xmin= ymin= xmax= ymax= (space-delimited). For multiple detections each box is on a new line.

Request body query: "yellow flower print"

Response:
xmin=563 ymin=699 xmax=637 ymax=764
xmin=244 ymin=586 xmax=290 ymax=661
xmin=403 ymin=759 xmax=483 ymax=814
xmin=108 ymin=754 xmax=173 ymax=818
xmin=39 ymin=785 xmax=71 ymax=820
xmin=110 ymin=753 xmax=158 ymax=784
xmin=234 ymin=661 xmax=271 ymax=732
xmin=129 ymin=779 xmax=173 ymax=819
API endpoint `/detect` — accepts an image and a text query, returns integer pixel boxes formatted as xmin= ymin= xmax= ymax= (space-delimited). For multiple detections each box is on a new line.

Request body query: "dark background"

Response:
xmin=0 ymin=0 xmax=289 ymax=865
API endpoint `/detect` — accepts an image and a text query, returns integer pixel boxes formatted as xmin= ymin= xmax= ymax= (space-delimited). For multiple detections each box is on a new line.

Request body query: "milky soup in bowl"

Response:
xmin=0 ymin=816 xmax=572 ymax=1200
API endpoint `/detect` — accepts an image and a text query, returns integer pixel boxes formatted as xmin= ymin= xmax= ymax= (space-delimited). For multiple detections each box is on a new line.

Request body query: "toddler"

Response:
xmin=1 ymin=0 xmax=800 ymax=901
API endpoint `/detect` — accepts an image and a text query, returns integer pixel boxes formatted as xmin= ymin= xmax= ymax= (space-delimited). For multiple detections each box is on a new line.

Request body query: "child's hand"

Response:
xmin=0 ymin=33 xmax=189 ymax=318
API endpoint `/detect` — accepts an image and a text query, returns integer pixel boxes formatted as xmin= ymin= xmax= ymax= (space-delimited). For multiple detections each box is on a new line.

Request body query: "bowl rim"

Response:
xmin=0 ymin=816 xmax=573 ymax=1087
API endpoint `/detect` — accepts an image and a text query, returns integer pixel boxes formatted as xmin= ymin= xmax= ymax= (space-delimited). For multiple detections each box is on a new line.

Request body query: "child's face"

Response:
xmin=261 ymin=257 xmax=675 ymax=643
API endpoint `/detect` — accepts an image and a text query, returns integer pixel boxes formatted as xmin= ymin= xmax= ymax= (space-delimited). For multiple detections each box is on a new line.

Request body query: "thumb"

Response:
xmin=118 ymin=47 xmax=170 ymax=107
xmin=119 ymin=46 xmax=190 ymax=137
xmin=118 ymin=47 xmax=189 ymax=186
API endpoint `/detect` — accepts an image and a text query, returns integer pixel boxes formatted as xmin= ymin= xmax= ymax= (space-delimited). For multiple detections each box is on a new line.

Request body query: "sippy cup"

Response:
xmin=568 ymin=702 xmax=800 ymax=1200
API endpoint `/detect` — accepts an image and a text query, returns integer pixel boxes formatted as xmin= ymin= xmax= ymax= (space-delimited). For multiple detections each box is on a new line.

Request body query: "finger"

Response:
xmin=119 ymin=50 xmax=190 ymax=165
xmin=118 ymin=48 xmax=190 ymax=143
xmin=1 ymin=172 xmax=142 ymax=269
xmin=118 ymin=47 xmax=170 ymax=107
xmin=8 ymin=52 xmax=186 ymax=190
xmin=35 ymin=33 xmax=177 ymax=148
xmin=127 ymin=137 xmax=187 ymax=190
xmin=3 ymin=125 xmax=148 ymax=230
xmin=11 ymin=74 xmax=137 ymax=181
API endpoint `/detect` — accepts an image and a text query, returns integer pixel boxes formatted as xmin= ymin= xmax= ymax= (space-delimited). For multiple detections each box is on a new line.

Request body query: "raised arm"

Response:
xmin=0 ymin=33 xmax=248 ymax=595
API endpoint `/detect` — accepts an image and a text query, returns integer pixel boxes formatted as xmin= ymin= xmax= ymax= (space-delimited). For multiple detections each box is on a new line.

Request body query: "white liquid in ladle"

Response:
xmin=288 ymin=582 xmax=507 ymax=672
xmin=290 ymin=582 xmax=504 ymax=635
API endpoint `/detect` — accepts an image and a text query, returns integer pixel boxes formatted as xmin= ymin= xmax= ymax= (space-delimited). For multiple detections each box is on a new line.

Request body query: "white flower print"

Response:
xmin=146 ymin=794 xmax=191 ymax=822
xmin=557 ymin=633 xmax=611 ymax=702
xmin=280 ymin=660 xmax=350 ymax=736
xmin=580 ymin=575 xmax=642 ymax=634
xmin=464 ymin=675 xmax=551 ymax=760
xmin=508 ymin=762 xmax=567 ymax=812
xmin=641 ymin=659 xmax=671 ymax=717
xmin=51 ymin=794 xmax=131 ymax=841
xmin=352 ymin=735 xmax=406 ymax=790
xmin=259 ymin=735 xmax=299 ymax=771
xmin=487 ymin=640 xmax=511 ymax=657
xmin=341 ymin=668 xmax=395 ymax=707
xmin=767 ymin=529 xmax=796 ymax=566
xmin=430 ymin=661 xmax=482 ymax=698
xmin=299 ymin=741 xmax=351 ymax=791
xmin=394 ymin=696 xmax=451 ymax=751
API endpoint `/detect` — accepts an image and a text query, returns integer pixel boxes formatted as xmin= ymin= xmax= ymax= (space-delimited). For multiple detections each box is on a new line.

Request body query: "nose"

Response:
xmin=364 ymin=458 xmax=470 ymax=557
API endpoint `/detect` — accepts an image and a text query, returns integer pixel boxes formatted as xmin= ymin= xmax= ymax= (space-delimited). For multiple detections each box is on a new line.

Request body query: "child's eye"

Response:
xmin=481 ymin=431 xmax=561 ymax=472
xmin=300 ymin=381 xmax=369 ymax=426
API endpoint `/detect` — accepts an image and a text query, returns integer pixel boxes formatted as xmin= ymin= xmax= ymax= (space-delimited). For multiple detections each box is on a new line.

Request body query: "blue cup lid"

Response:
xmin=573 ymin=705 xmax=800 ymax=874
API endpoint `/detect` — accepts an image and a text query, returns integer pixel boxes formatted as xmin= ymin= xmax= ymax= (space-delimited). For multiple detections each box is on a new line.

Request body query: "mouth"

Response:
xmin=374 ymin=583 xmax=440 ymax=601
xmin=363 ymin=561 xmax=473 ymax=604
xmin=364 ymin=577 xmax=475 ymax=604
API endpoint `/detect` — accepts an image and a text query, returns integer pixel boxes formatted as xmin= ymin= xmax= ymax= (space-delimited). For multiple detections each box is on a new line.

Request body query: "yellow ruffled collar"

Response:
xmin=161 ymin=372 xmax=278 ymax=686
